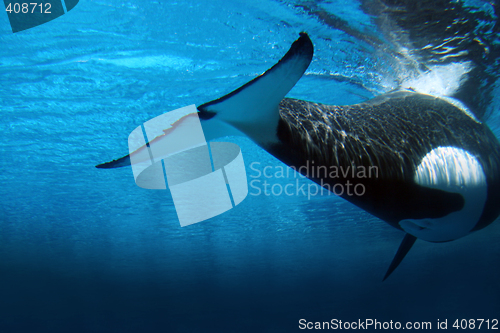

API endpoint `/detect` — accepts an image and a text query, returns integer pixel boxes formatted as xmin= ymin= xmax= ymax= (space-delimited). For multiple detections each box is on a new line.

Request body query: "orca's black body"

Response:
xmin=98 ymin=33 xmax=500 ymax=280
xmin=272 ymin=92 xmax=500 ymax=233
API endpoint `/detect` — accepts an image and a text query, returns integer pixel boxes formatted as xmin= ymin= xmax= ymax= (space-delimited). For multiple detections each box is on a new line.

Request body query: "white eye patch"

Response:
xmin=400 ymin=146 xmax=487 ymax=242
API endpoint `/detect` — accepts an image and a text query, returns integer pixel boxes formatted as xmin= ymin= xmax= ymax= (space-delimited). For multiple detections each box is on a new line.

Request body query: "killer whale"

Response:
xmin=97 ymin=33 xmax=500 ymax=280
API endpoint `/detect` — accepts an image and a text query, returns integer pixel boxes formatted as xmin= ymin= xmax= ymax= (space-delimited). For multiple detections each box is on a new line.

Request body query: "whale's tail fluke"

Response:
xmin=383 ymin=233 xmax=417 ymax=281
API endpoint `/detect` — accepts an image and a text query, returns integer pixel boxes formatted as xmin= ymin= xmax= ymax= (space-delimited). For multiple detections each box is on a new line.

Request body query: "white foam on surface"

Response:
xmin=402 ymin=61 xmax=472 ymax=98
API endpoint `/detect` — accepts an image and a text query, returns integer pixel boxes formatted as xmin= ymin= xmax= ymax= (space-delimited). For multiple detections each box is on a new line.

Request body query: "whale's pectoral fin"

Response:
xmin=383 ymin=233 xmax=417 ymax=281
xmin=96 ymin=33 xmax=313 ymax=169
xmin=96 ymin=155 xmax=131 ymax=169
xmin=197 ymin=33 xmax=313 ymax=135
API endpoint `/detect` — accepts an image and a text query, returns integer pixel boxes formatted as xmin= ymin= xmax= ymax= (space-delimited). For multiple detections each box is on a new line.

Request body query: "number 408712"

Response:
xmin=5 ymin=3 xmax=52 ymax=14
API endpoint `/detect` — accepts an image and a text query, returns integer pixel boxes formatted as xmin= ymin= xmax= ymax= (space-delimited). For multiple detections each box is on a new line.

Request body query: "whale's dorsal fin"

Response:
xmin=198 ymin=33 xmax=313 ymax=144
xmin=383 ymin=233 xmax=417 ymax=281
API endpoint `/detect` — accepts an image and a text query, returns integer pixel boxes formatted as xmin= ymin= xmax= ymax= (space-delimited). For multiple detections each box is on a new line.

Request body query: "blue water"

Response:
xmin=1 ymin=1 xmax=499 ymax=332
